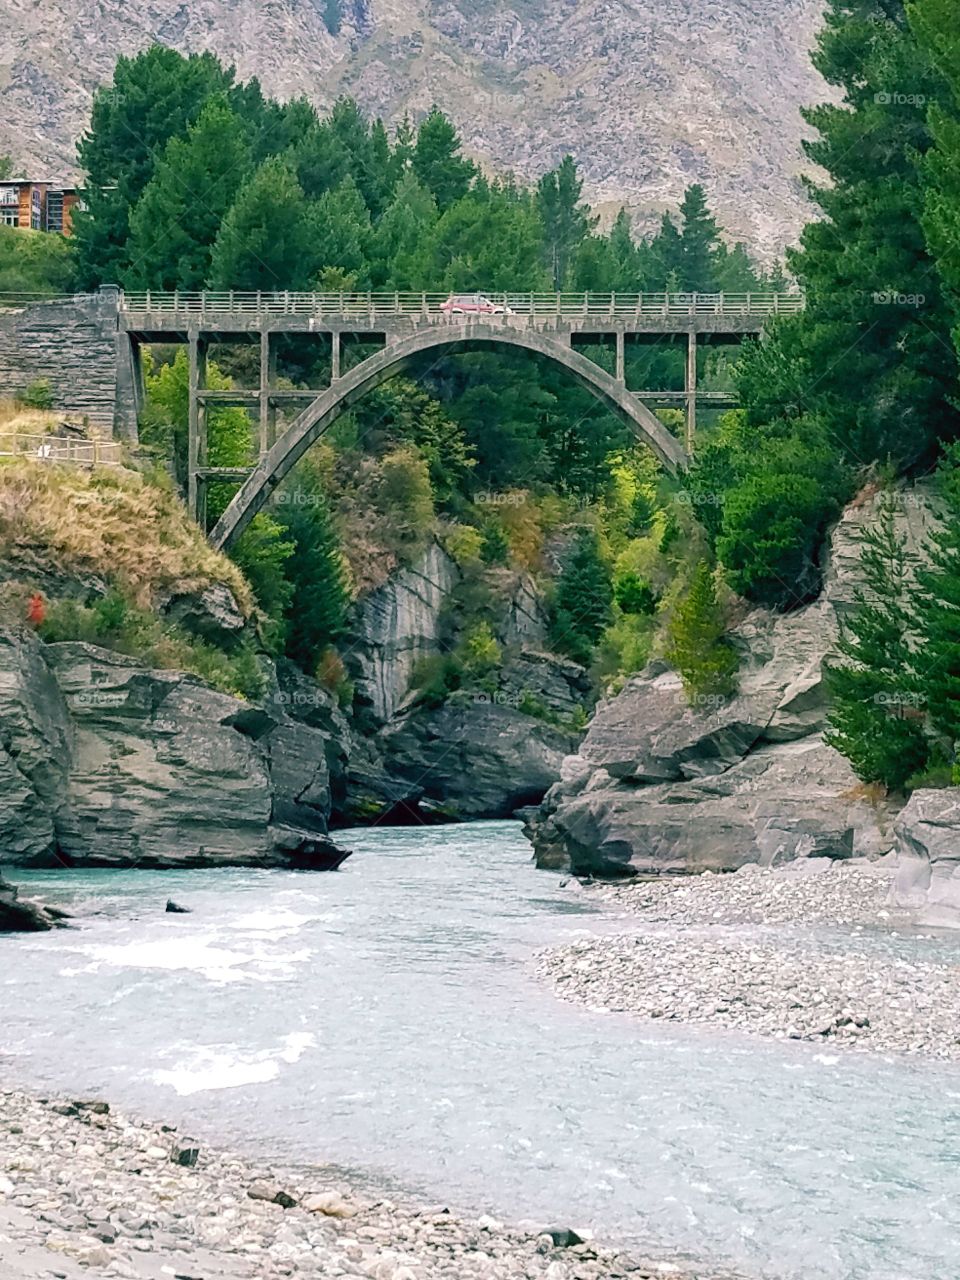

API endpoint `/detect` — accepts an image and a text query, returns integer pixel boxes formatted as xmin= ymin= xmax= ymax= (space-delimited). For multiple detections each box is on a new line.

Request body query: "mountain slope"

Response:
xmin=0 ymin=0 xmax=826 ymax=256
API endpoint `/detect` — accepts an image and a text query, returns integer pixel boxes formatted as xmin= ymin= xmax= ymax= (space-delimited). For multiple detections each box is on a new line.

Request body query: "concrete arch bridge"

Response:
xmin=95 ymin=290 xmax=798 ymax=548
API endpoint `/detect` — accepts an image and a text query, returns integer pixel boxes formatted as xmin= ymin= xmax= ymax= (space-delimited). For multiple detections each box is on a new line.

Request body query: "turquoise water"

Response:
xmin=3 ymin=822 xmax=960 ymax=1280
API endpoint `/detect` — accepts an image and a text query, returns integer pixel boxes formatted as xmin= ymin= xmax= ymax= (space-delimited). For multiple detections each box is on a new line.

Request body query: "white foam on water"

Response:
xmin=229 ymin=909 xmax=315 ymax=935
xmin=153 ymin=1032 xmax=315 ymax=1095
xmin=86 ymin=938 xmax=250 ymax=983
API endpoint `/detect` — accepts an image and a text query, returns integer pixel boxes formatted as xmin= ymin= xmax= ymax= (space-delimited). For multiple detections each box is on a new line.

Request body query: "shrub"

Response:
xmin=614 ymin=570 xmax=657 ymax=616
xmin=21 ymin=379 xmax=54 ymax=411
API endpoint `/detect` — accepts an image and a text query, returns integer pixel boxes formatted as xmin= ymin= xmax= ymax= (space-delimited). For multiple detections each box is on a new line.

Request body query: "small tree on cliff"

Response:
xmin=664 ymin=560 xmax=738 ymax=701
xmin=825 ymin=489 xmax=929 ymax=790
xmin=550 ymin=528 xmax=613 ymax=665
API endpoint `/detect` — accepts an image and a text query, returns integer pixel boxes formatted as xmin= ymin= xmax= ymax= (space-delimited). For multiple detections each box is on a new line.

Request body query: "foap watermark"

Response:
xmin=72 ymin=690 xmax=127 ymax=709
xmin=873 ymin=691 xmax=925 ymax=709
xmin=674 ymin=490 xmax=726 ymax=508
xmin=475 ymin=491 xmax=527 ymax=508
xmin=471 ymin=689 xmax=527 ymax=708
xmin=875 ymin=91 xmax=926 ymax=107
xmin=276 ymin=689 xmax=329 ymax=710
xmin=270 ymin=489 xmax=327 ymax=509
xmin=872 ymin=291 xmax=926 ymax=308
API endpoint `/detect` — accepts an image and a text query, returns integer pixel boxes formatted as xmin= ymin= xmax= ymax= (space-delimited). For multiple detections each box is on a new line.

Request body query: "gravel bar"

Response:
xmin=0 ymin=1087 xmax=737 ymax=1280
xmin=539 ymin=862 xmax=960 ymax=1060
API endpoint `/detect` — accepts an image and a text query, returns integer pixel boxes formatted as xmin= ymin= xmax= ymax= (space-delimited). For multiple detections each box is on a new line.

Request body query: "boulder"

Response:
xmin=159 ymin=583 xmax=248 ymax=647
xmin=381 ymin=696 xmax=581 ymax=819
xmin=892 ymin=790 xmax=960 ymax=928
xmin=0 ymin=627 xmax=72 ymax=862
xmin=0 ymin=876 xmax=67 ymax=932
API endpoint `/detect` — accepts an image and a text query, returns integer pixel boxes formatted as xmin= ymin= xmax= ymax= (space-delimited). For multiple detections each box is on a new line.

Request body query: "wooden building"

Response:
xmin=0 ymin=181 xmax=81 ymax=234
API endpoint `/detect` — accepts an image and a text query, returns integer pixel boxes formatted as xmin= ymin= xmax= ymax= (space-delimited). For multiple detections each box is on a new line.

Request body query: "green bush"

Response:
xmin=21 ymin=379 xmax=54 ymax=411
xmin=664 ymin=561 xmax=738 ymax=701
xmin=614 ymin=570 xmax=657 ymax=615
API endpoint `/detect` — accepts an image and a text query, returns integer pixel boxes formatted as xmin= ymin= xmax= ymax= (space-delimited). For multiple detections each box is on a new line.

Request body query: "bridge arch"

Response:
xmin=209 ymin=323 xmax=689 ymax=550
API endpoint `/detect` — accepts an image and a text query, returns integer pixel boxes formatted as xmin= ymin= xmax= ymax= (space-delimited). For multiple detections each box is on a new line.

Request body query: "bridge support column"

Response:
xmin=259 ymin=329 xmax=276 ymax=457
xmin=330 ymin=331 xmax=341 ymax=383
xmin=685 ymin=331 xmax=697 ymax=453
xmin=188 ymin=332 xmax=208 ymax=521
xmin=615 ymin=331 xmax=625 ymax=385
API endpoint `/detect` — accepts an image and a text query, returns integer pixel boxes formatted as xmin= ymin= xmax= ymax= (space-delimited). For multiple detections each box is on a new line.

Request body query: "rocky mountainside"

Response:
xmin=1 ymin=0 xmax=826 ymax=256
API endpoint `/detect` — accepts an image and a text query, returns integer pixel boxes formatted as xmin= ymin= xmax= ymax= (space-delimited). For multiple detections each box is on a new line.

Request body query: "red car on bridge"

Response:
xmin=440 ymin=293 xmax=513 ymax=316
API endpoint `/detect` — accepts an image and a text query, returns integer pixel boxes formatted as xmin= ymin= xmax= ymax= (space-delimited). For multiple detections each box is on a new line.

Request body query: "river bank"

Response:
xmin=538 ymin=860 xmax=960 ymax=1059
xmin=0 ymin=1086 xmax=731 ymax=1280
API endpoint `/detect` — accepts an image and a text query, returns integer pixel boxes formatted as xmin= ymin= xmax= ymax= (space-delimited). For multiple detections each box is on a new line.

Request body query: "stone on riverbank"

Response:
xmin=0 ymin=1087 xmax=714 ymax=1280
xmin=0 ymin=876 xmax=66 ymax=932
xmin=892 ymin=789 xmax=960 ymax=928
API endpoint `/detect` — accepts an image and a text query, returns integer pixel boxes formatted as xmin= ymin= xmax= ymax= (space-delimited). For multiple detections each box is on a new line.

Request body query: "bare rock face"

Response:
xmin=0 ymin=634 xmax=348 ymax=869
xmin=525 ymin=489 xmax=929 ymax=878
xmin=892 ymin=791 xmax=960 ymax=929
xmin=2 ymin=0 xmax=827 ymax=258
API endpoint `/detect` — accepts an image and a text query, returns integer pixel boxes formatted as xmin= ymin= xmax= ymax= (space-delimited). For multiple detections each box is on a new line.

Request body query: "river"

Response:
xmin=2 ymin=822 xmax=959 ymax=1280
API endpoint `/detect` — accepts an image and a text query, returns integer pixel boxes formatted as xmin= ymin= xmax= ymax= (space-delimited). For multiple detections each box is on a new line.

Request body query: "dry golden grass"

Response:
xmin=0 ymin=460 xmax=253 ymax=613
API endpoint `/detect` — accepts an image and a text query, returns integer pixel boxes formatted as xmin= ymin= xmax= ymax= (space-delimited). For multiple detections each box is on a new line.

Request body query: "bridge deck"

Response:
xmin=119 ymin=291 xmax=801 ymax=338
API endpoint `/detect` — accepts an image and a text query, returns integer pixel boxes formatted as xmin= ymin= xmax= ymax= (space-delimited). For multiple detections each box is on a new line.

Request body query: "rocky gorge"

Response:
xmin=0 ymin=538 xmax=589 ymax=907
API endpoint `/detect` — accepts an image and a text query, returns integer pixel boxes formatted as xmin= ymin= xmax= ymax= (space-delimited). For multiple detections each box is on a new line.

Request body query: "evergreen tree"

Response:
xmin=421 ymin=182 xmax=548 ymax=290
xmin=368 ymin=170 xmax=438 ymax=288
xmin=125 ymin=96 xmax=252 ymax=290
xmin=912 ymin=0 xmax=960 ymax=349
xmin=608 ymin=209 xmax=644 ymax=290
xmin=740 ymin=0 xmax=958 ymax=469
xmin=310 ymin=176 xmax=372 ymax=284
xmin=74 ymin=46 xmax=233 ymax=287
xmin=209 ymin=157 xmax=318 ymax=290
xmin=676 ymin=184 xmax=722 ymax=292
xmin=664 ymin=561 xmax=738 ymax=700
xmin=913 ymin=446 xmax=960 ymax=745
xmin=412 ymin=107 xmax=475 ymax=211
xmin=826 ymin=490 xmax=928 ymax=789
xmin=276 ymin=475 xmax=350 ymax=672
xmin=550 ymin=528 xmax=613 ymax=664
xmin=642 ymin=213 xmax=684 ymax=290
xmin=536 ymin=155 xmax=596 ymax=289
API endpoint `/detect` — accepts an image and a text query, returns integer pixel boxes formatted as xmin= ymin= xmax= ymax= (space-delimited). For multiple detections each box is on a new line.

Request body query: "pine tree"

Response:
xmin=739 ymin=0 xmax=958 ymax=469
xmin=676 ymin=184 xmax=722 ymax=292
xmin=412 ymin=107 xmax=475 ymax=211
xmin=275 ymin=469 xmax=349 ymax=672
xmin=912 ymin=0 xmax=960 ymax=350
xmin=642 ymin=213 xmax=684 ymax=290
xmin=913 ymin=445 xmax=960 ymax=745
xmin=608 ymin=209 xmax=644 ymax=290
xmin=536 ymin=155 xmax=596 ymax=289
xmin=125 ymin=96 xmax=252 ymax=290
xmin=209 ymin=157 xmax=318 ymax=290
xmin=74 ymin=46 xmax=233 ymax=287
xmin=664 ymin=561 xmax=738 ymax=701
xmin=368 ymin=170 xmax=438 ymax=288
xmin=825 ymin=491 xmax=929 ymax=789
xmin=550 ymin=528 xmax=613 ymax=664
xmin=310 ymin=176 xmax=372 ymax=284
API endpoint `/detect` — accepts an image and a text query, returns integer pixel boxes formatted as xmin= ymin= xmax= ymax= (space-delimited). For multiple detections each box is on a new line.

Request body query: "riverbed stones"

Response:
xmin=539 ymin=861 xmax=960 ymax=1060
xmin=0 ymin=876 xmax=66 ymax=932
xmin=0 ymin=1088 xmax=709 ymax=1280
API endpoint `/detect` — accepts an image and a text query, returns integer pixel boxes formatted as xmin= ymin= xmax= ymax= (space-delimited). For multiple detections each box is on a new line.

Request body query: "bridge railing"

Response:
xmin=118 ymin=291 xmax=803 ymax=318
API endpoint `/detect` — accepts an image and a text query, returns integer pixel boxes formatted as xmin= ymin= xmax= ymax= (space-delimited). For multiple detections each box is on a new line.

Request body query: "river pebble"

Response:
xmin=0 ymin=1088 xmax=734 ymax=1280
xmin=540 ymin=861 xmax=960 ymax=1059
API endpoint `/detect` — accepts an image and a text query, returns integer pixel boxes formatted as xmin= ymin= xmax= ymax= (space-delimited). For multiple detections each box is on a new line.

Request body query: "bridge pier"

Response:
xmin=258 ymin=330 xmax=276 ymax=457
xmin=188 ymin=332 xmax=208 ymax=520
xmin=330 ymin=331 xmax=341 ymax=383
xmin=615 ymin=331 xmax=625 ymax=385
xmin=686 ymin=331 xmax=697 ymax=453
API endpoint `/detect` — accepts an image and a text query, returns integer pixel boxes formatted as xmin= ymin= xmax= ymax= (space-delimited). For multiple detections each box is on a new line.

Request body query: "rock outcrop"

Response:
xmin=892 ymin=791 xmax=960 ymax=929
xmin=347 ymin=541 xmax=459 ymax=727
xmin=0 ymin=628 xmax=348 ymax=869
xmin=0 ymin=876 xmax=67 ymax=931
xmin=526 ymin=489 xmax=935 ymax=878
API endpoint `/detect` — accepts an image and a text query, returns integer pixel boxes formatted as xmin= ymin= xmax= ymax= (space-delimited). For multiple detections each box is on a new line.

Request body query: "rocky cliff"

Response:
xmin=1 ymin=0 xmax=826 ymax=257
xmin=526 ymin=486 xmax=936 ymax=879
xmin=0 ymin=626 xmax=346 ymax=869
